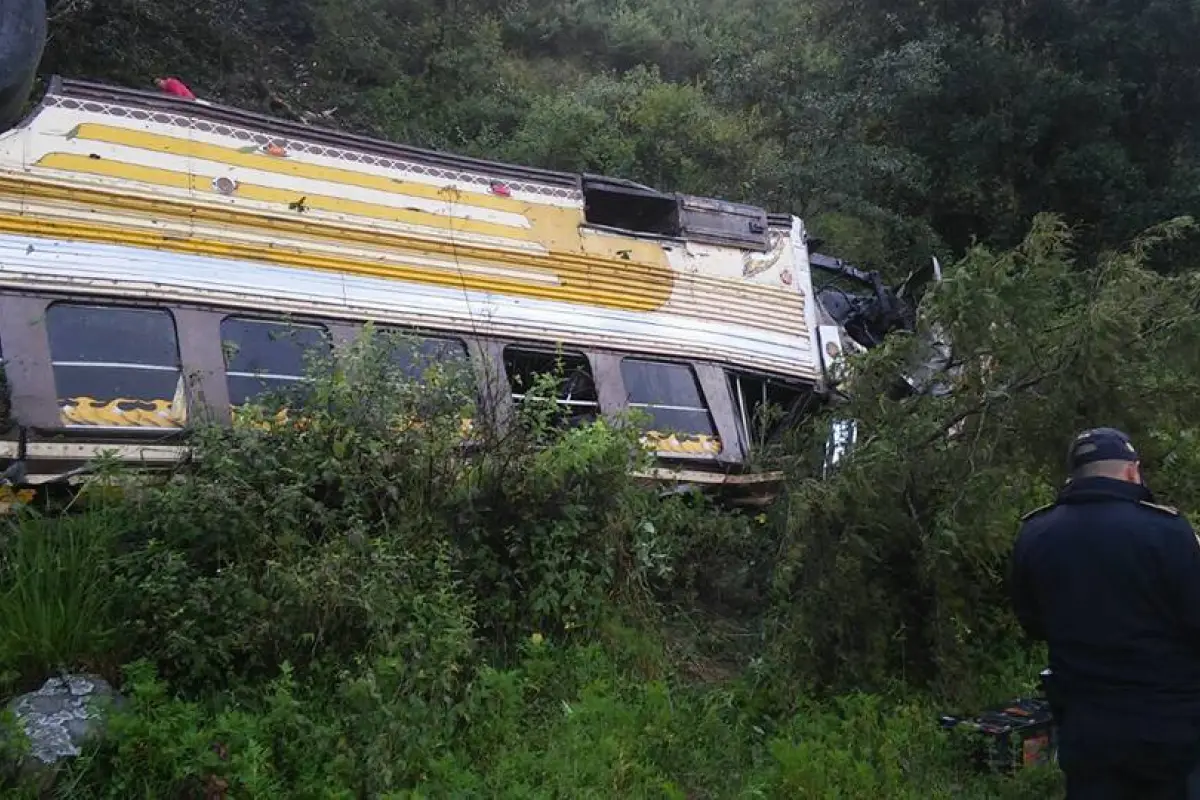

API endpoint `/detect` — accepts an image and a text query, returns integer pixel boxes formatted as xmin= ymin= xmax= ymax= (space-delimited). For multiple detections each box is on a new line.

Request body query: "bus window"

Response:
xmin=504 ymin=347 xmax=599 ymax=427
xmin=376 ymin=327 xmax=476 ymax=436
xmin=729 ymin=373 xmax=806 ymax=450
xmin=46 ymin=303 xmax=186 ymax=429
xmin=619 ymin=358 xmax=720 ymax=455
xmin=376 ymin=327 xmax=470 ymax=381
xmin=221 ymin=317 xmax=330 ymax=407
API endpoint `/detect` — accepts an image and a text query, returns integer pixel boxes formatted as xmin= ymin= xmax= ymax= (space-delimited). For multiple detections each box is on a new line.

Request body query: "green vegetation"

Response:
xmin=39 ymin=0 xmax=1200 ymax=271
xmin=0 ymin=320 xmax=1052 ymax=797
xmin=0 ymin=509 xmax=123 ymax=684
xmin=4 ymin=0 xmax=1199 ymax=795
xmin=5 ymin=217 xmax=1200 ymax=795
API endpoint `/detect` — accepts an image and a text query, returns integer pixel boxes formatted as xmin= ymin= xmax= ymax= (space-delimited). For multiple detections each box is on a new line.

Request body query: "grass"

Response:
xmin=0 ymin=507 xmax=125 ymax=688
xmin=0 ymin=507 xmax=1065 ymax=797
xmin=1 ymin=640 xmax=1066 ymax=798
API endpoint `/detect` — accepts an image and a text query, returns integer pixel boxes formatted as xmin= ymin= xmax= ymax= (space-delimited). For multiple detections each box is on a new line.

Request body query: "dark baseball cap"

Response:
xmin=1067 ymin=427 xmax=1139 ymax=470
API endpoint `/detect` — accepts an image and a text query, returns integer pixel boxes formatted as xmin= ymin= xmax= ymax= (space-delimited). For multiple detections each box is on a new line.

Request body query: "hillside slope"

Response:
xmin=37 ymin=0 xmax=1200 ymax=271
xmin=3 ymin=2 xmax=1200 ymax=796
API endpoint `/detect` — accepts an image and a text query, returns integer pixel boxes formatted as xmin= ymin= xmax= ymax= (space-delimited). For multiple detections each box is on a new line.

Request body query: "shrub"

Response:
xmin=21 ymin=219 xmax=1189 ymax=797
xmin=44 ymin=643 xmax=1064 ymax=798
xmin=100 ymin=327 xmax=700 ymax=696
xmin=764 ymin=214 xmax=1200 ymax=701
xmin=106 ymin=328 xmax=486 ymax=693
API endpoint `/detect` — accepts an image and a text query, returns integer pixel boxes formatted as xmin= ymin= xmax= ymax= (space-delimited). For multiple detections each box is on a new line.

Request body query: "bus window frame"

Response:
xmin=219 ymin=314 xmax=341 ymax=410
xmin=501 ymin=344 xmax=602 ymax=428
xmin=615 ymin=355 xmax=744 ymax=463
xmin=35 ymin=299 xmax=194 ymax=435
xmin=727 ymin=371 xmax=810 ymax=455
xmin=0 ymin=291 xmax=762 ymax=469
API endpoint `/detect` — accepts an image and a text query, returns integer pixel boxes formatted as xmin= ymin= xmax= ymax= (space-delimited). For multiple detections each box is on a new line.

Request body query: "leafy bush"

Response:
xmin=18 ymin=0 xmax=1200 ymax=790
xmin=41 ymin=641 xmax=1063 ymax=799
xmin=98 ymin=327 xmax=724 ymax=697
xmin=106 ymin=329 xmax=484 ymax=693
xmin=764 ymin=214 xmax=1200 ymax=702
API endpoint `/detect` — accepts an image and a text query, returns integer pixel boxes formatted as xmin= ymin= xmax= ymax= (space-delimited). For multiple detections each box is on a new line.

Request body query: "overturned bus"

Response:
xmin=0 ymin=75 xmax=911 ymax=508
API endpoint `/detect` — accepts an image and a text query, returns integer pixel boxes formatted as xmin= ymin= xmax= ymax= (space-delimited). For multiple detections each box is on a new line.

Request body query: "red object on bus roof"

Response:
xmin=156 ymin=77 xmax=195 ymax=100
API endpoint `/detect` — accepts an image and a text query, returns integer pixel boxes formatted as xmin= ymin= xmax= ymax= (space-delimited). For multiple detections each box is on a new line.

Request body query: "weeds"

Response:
xmin=0 ymin=507 xmax=127 ymax=685
xmin=0 ymin=324 xmax=1070 ymax=796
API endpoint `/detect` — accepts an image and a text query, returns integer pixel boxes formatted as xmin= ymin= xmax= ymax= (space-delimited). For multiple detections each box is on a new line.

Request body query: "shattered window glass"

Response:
xmin=504 ymin=347 xmax=599 ymax=426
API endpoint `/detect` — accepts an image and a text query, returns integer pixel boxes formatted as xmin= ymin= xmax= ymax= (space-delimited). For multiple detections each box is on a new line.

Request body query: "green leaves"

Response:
xmin=766 ymin=214 xmax=1200 ymax=701
xmin=39 ymin=0 xmax=1200 ymax=274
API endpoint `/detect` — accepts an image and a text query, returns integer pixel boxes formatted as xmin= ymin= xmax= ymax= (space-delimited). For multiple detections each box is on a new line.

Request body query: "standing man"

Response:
xmin=1010 ymin=427 xmax=1200 ymax=799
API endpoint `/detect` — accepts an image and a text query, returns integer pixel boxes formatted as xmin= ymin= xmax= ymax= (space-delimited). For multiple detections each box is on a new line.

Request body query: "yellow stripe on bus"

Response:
xmin=0 ymin=211 xmax=675 ymax=311
xmin=65 ymin=124 xmax=535 ymax=213
xmin=54 ymin=123 xmax=670 ymax=265
xmin=36 ymin=153 xmax=538 ymax=244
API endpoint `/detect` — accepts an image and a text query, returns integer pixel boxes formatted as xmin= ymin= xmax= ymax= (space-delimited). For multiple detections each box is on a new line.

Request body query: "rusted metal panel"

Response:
xmin=676 ymin=195 xmax=770 ymax=252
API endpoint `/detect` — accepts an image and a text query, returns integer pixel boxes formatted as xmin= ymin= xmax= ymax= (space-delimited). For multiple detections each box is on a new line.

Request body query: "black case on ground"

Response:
xmin=939 ymin=696 xmax=1057 ymax=774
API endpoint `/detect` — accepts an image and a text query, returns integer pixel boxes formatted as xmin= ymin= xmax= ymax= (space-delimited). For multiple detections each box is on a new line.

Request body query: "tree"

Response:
xmin=766 ymin=214 xmax=1200 ymax=700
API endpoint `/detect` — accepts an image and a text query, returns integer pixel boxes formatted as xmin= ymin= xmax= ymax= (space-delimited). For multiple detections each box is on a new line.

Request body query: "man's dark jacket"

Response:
xmin=1009 ymin=476 xmax=1200 ymax=716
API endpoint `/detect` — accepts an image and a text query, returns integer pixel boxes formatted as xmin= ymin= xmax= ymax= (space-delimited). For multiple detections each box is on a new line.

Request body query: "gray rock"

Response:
xmin=7 ymin=674 xmax=122 ymax=765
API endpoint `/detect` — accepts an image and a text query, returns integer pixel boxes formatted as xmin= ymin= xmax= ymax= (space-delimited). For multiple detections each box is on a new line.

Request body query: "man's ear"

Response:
xmin=1127 ymin=460 xmax=1144 ymax=485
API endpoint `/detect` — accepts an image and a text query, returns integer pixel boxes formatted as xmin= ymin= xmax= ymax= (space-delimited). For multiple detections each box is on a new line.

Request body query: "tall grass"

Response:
xmin=0 ymin=507 xmax=126 ymax=684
